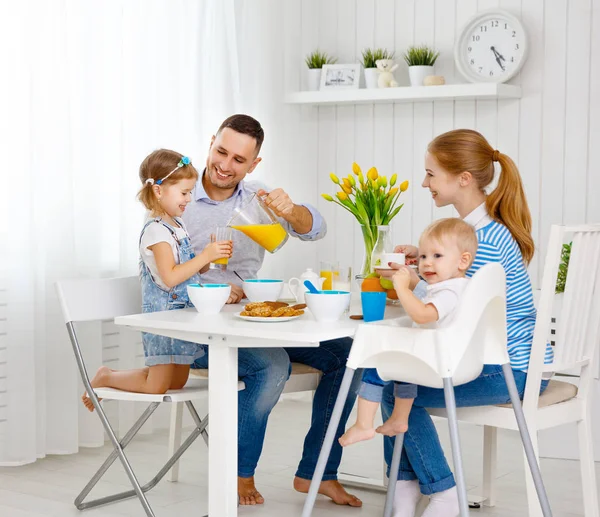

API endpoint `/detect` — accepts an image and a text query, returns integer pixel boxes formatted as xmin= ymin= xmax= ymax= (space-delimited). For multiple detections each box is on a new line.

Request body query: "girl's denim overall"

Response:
xmin=139 ymin=217 xmax=205 ymax=366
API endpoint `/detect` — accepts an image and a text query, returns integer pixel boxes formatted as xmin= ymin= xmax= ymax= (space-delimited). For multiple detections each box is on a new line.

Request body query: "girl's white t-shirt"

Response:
xmin=139 ymin=219 xmax=190 ymax=290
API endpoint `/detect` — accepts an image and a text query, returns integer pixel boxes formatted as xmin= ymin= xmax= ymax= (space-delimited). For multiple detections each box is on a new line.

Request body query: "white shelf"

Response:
xmin=285 ymin=83 xmax=521 ymax=106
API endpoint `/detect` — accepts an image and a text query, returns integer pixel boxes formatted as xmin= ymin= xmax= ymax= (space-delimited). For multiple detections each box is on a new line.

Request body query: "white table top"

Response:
xmin=114 ymin=300 xmax=405 ymax=347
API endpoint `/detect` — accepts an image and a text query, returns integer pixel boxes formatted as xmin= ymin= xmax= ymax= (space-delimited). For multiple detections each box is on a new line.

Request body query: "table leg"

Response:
xmin=209 ymin=345 xmax=238 ymax=516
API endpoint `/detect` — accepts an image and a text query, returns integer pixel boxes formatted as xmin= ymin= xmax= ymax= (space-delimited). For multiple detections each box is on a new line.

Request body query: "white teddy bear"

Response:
xmin=376 ymin=59 xmax=399 ymax=88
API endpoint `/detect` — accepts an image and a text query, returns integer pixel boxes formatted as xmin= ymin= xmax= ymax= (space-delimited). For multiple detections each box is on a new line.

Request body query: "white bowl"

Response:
xmin=305 ymin=291 xmax=351 ymax=323
xmin=243 ymin=279 xmax=284 ymax=302
xmin=187 ymin=284 xmax=231 ymax=314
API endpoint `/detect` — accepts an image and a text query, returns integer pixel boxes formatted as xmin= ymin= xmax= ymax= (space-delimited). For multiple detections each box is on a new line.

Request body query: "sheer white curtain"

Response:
xmin=0 ymin=0 xmax=289 ymax=465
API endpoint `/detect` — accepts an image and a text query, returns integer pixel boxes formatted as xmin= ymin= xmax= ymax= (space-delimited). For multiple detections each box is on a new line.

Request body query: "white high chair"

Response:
xmin=301 ymin=263 xmax=552 ymax=517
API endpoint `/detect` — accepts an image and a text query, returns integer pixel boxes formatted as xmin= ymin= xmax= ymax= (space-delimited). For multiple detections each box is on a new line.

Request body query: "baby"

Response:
xmin=340 ymin=218 xmax=478 ymax=445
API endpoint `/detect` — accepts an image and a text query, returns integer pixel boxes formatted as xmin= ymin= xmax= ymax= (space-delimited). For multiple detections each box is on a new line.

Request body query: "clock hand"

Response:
xmin=490 ymin=46 xmax=506 ymax=71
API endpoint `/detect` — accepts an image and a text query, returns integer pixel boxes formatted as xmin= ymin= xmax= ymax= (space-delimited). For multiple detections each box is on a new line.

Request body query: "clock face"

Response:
xmin=456 ymin=11 xmax=528 ymax=83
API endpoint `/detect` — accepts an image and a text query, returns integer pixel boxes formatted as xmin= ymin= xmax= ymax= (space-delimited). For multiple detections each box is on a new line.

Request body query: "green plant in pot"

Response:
xmin=403 ymin=44 xmax=440 ymax=86
xmin=361 ymin=48 xmax=395 ymax=88
xmin=305 ymin=50 xmax=337 ymax=91
xmin=555 ymin=242 xmax=572 ymax=294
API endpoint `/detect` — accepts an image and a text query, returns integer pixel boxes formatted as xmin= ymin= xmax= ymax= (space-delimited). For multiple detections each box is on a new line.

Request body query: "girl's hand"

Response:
xmin=203 ymin=239 xmax=233 ymax=262
xmin=394 ymin=244 xmax=418 ymax=261
xmin=392 ymin=267 xmax=412 ymax=292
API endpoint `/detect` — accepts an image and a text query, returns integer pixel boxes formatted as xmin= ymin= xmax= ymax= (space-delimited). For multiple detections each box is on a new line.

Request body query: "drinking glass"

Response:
xmin=209 ymin=226 xmax=233 ymax=270
xmin=320 ymin=260 xmax=336 ymax=291
xmin=333 ymin=265 xmax=352 ymax=292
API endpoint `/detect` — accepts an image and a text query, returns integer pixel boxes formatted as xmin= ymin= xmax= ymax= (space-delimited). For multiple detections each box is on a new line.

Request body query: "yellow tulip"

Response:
xmin=358 ymin=172 xmax=365 ymax=184
xmin=370 ymin=179 xmax=378 ymax=189
xmin=390 ymin=174 xmax=397 ymax=187
xmin=367 ymin=167 xmax=378 ymax=181
xmin=337 ymin=191 xmax=348 ymax=201
xmin=330 ymin=173 xmax=340 ymax=184
xmin=352 ymin=162 xmax=361 ymax=175
xmin=321 ymin=193 xmax=334 ymax=202
xmin=347 ymin=174 xmax=356 ymax=187
xmin=399 ymin=180 xmax=409 ymax=192
xmin=387 ymin=187 xmax=399 ymax=198
xmin=341 ymin=184 xmax=352 ymax=195
xmin=343 ymin=178 xmax=352 ymax=189
xmin=378 ymin=176 xmax=387 ymax=188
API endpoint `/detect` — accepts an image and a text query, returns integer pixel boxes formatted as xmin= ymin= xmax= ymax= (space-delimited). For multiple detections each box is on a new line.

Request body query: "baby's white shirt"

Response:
xmin=417 ymin=277 xmax=470 ymax=329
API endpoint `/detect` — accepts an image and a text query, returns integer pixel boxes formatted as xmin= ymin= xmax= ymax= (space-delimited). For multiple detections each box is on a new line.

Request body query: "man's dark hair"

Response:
xmin=217 ymin=114 xmax=264 ymax=154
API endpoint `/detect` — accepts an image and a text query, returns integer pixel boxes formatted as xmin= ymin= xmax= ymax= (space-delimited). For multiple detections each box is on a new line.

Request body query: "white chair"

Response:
xmin=301 ymin=263 xmax=552 ymax=517
xmin=166 ymin=362 xmax=322 ymax=482
xmin=429 ymin=224 xmax=600 ymax=517
xmin=55 ymin=276 xmax=224 ymax=517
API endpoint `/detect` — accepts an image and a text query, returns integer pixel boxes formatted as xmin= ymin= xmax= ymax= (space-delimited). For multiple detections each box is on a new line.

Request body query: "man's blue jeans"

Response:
xmin=381 ymin=364 xmax=549 ymax=495
xmin=192 ymin=337 xmax=361 ymax=480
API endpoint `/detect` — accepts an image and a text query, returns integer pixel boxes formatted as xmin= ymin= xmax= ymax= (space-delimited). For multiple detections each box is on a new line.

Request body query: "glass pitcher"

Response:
xmin=227 ymin=193 xmax=289 ymax=253
xmin=370 ymin=225 xmax=393 ymax=270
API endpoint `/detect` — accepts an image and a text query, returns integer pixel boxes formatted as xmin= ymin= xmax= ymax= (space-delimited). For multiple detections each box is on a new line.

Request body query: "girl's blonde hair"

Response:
xmin=427 ymin=129 xmax=534 ymax=264
xmin=420 ymin=218 xmax=478 ymax=269
xmin=137 ymin=149 xmax=199 ymax=214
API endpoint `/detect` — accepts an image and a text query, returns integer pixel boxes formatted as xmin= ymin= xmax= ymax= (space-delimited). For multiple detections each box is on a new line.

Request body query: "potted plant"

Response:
xmin=361 ymin=48 xmax=395 ymax=89
xmin=552 ymin=241 xmax=572 ymax=335
xmin=305 ymin=50 xmax=337 ymax=91
xmin=321 ymin=163 xmax=409 ymax=279
xmin=403 ymin=45 xmax=440 ymax=86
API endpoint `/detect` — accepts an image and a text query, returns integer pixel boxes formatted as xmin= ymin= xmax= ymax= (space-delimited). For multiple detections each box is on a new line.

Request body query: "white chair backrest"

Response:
xmin=525 ymin=225 xmax=600 ymax=407
xmin=55 ymin=276 xmax=141 ymax=324
xmin=350 ymin=263 xmax=508 ymax=388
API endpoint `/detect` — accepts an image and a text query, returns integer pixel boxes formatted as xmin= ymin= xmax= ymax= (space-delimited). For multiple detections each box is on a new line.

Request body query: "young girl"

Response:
xmin=339 ymin=218 xmax=477 ymax=447
xmin=82 ymin=149 xmax=232 ymax=411
xmin=378 ymin=130 xmax=553 ymax=517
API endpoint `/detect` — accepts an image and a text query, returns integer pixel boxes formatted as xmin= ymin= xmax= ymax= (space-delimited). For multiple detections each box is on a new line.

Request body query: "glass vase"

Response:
xmin=358 ymin=224 xmax=379 ymax=278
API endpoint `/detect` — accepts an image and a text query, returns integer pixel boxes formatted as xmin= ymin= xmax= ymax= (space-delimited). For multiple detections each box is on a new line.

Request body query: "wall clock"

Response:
xmin=455 ymin=10 xmax=528 ymax=83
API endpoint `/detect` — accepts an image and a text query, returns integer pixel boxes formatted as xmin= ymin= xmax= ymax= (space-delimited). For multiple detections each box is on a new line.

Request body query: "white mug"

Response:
xmin=288 ymin=277 xmax=326 ymax=303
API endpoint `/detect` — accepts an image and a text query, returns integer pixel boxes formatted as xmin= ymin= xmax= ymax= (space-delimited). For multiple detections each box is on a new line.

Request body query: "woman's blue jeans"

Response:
xmin=381 ymin=364 xmax=549 ymax=495
xmin=192 ymin=337 xmax=361 ymax=479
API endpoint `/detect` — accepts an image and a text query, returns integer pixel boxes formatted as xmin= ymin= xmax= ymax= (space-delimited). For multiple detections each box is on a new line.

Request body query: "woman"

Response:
xmin=379 ymin=129 xmax=553 ymax=517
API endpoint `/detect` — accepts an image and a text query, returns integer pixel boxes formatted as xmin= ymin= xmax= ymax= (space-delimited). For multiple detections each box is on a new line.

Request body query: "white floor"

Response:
xmin=0 ymin=396 xmax=598 ymax=517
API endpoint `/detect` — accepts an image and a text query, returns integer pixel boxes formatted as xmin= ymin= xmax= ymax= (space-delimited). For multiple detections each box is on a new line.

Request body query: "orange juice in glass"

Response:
xmin=227 ymin=193 xmax=289 ymax=253
xmin=320 ymin=261 xmax=337 ymax=291
xmin=209 ymin=227 xmax=233 ymax=270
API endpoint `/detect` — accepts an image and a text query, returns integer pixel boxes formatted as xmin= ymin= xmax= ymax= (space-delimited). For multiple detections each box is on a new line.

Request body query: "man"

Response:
xmin=183 ymin=114 xmax=362 ymax=507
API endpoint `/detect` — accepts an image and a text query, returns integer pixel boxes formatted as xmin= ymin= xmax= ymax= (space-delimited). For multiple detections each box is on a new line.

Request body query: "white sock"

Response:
xmin=421 ymin=486 xmax=460 ymax=517
xmin=392 ymin=479 xmax=421 ymax=517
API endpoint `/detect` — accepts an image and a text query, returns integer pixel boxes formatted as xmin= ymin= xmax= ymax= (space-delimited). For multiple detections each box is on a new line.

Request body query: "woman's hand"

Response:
xmin=227 ymin=284 xmax=244 ymax=304
xmin=394 ymin=244 xmax=418 ymax=266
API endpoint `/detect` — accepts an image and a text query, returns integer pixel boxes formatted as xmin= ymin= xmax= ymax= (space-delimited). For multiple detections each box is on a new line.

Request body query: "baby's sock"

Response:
xmin=392 ymin=479 xmax=421 ymax=517
xmin=421 ymin=486 xmax=460 ymax=517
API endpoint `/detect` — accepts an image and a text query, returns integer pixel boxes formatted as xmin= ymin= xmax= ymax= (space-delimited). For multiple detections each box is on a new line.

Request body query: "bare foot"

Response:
xmin=338 ymin=424 xmax=376 ymax=447
xmin=238 ymin=476 xmax=264 ymax=505
xmin=294 ymin=477 xmax=362 ymax=507
xmin=81 ymin=366 xmax=111 ymax=412
xmin=376 ymin=418 xmax=408 ymax=437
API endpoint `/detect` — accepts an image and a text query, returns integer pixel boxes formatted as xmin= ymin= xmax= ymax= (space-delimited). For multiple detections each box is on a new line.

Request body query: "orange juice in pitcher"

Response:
xmin=230 ymin=223 xmax=287 ymax=253
xmin=227 ymin=193 xmax=289 ymax=253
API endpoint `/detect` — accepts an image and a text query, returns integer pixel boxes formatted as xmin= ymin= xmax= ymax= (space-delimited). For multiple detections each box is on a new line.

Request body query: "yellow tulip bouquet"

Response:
xmin=322 ymin=162 xmax=409 ymax=277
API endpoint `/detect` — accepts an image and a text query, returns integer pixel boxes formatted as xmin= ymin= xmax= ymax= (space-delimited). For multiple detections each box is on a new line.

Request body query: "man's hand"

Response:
xmin=258 ymin=188 xmax=294 ymax=218
xmin=227 ymin=284 xmax=245 ymax=304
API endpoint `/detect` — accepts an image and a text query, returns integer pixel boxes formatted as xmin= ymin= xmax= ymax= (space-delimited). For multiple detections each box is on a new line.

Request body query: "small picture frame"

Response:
xmin=320 ymin=64 xmax=361 ymax=90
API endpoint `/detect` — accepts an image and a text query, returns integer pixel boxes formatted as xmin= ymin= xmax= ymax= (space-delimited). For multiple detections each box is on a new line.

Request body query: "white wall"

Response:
xmin=281 ymin=0 xmax=600 ymax=288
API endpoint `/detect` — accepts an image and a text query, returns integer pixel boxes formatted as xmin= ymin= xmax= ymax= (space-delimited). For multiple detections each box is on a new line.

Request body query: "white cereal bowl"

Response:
xmin=305 ymin=291 xmax=351 ymax=323
xmin=187 ymin=284 xmax=231 ymax=314
xmin=242 ymin=279 xmax=284 ymax=302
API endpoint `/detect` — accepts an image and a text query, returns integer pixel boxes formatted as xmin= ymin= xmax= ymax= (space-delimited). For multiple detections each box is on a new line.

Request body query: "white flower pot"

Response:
xmin=408 ymin=65 xmax=434 ymax=86
xmin=306 ymin=69 xmax=322 ymax=91
xmin=364 ymin=68 xmax=379 ymax=89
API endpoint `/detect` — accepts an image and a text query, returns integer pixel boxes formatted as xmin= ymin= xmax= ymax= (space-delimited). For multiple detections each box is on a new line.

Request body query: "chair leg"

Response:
xmin=501 ymin=363 xmax=553 ymax=517
xmin=578 ymin=413 xmax=600 ymax=517
xmin=482 ymin=426 xmax=497 ymax=507
xmin=167 ymin=402 xmax=184 ymax=482
xmin=301 ymin=367 xmax=357 ymax=517
xmin=383 ymin=432 xmax=405 ymax=517
xmin=443 ymin=378 xmax=470 ymax=517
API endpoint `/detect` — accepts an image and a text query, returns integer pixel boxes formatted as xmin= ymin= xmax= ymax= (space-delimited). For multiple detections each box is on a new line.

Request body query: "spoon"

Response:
xmin=304 ymin=280 xmax=321 ymax=294
xmin=233 ymin=271 xmax=245 ymax=283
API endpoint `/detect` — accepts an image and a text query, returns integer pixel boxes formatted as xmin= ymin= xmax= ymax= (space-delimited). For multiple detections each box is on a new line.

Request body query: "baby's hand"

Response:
xmin=204 ymin=239 xmax=233 ymax=262
xmin=394 ymin=244 xmax=418 ymax=261
xmin=392 ymin=267 xmax=411 ymax=291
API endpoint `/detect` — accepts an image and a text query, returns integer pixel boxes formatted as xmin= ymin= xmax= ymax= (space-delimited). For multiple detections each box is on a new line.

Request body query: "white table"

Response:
xmin=115 ymin=302 xmax=401 ymax=516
